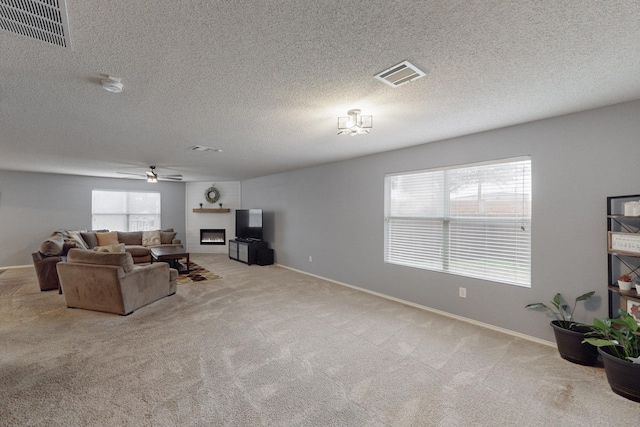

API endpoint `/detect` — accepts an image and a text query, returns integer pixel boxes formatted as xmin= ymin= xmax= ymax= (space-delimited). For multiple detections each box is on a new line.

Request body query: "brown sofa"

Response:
xmin=32 ymin=229 xmax=182 ymax=292
xmin=57 ymin=249 xmax=178 ymax=315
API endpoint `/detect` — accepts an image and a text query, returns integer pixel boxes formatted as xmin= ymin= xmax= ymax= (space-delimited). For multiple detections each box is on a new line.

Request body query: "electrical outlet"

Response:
xmin=309 ymin=256 xmax=312 ymax=262
xmin=459 ymin=287 xmax=467 ymax=298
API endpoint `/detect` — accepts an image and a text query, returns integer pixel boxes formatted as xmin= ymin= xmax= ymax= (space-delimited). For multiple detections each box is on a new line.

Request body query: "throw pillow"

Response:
xmin=116 ymin=231 xmax=142 ymax=245
xmin=142 ymin=230 xmax=161 ymax=246
xmin=94 ymin=243 xmax=125 ymax=253
xmin=80 ymin=232 xmax=98 ymax=249
xmin=95 ymin=231 xmax=119 ymax=246
xmin=160 ymin=231 xmax=177 ymax=244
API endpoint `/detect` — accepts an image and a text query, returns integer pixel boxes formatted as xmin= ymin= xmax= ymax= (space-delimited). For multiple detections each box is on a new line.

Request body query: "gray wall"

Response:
xmin=0 ymin=171 xmax=185 ymax=267
xmin=241 ymin=100 xmax=640 ymax=342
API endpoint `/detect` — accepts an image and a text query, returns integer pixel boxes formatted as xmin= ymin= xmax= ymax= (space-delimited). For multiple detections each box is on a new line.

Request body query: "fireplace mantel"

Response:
xmin=192 ymin=208 xmax=230 ymax=213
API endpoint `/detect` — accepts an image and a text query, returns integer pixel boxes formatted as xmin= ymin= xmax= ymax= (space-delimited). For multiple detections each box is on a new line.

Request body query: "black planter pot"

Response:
xmin=550 ymin=320 xmax=599 ymax=366
xmin=599 ymin=346 xmax=640 ymax=402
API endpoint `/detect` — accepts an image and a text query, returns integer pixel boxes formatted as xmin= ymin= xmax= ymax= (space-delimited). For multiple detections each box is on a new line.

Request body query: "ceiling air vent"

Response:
xmin=374 ymin=60 xmax=426 ymax=88
xmin=0 ymin=0 xmax=72 ymax=49
xmin=189 ymin=145 xmax=221 ymax=153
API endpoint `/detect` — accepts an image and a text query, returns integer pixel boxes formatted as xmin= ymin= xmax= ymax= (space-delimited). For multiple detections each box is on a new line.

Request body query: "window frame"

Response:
xmin=384 ymin=157 xmax=532 ymax=287
xmin=91 ymin=189 xmax=161 ymax=232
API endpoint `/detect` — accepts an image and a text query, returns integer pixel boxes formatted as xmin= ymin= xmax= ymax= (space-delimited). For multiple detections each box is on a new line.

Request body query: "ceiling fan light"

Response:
xmin=337 ymin=109 xmax=372 ymax=136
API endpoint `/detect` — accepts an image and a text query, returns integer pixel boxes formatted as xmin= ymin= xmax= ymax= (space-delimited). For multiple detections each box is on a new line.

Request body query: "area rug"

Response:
xmin=177 ymin=262 xmax=220 ymax=285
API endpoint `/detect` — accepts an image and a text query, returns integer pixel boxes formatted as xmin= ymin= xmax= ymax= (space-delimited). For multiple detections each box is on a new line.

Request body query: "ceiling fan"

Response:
xmin=117 ymin=166 xmax=183 ymax=182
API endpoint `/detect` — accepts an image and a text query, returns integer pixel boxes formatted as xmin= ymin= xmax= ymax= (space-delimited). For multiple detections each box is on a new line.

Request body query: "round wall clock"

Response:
xmin=204 ymin=186 xmax=220 ymax=203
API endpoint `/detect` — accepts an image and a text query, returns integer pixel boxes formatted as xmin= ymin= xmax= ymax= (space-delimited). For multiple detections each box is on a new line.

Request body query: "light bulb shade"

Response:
xmin=101 ymin=76 xmax=123 ymax=93
xmin=337 ymin=109 xmax=372 ymax=135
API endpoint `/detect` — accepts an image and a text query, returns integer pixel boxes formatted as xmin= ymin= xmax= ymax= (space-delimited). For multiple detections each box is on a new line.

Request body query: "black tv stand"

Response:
xmin=235 ymin=237 xmax=261 ymax=243
xmin=229 ymin=239 xmax=269 ymax=265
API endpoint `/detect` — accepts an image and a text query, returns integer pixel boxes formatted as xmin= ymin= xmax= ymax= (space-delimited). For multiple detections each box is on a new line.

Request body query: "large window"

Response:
xmin=92 ymin=190 xmax=161 ymax=231
xmin=384 ymin=157 xmax=531 ymax=287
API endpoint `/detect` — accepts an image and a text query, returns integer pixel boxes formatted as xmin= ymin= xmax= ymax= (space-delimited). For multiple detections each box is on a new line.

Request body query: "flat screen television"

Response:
xmin=235 ymin=209 xmax=263 ymax=241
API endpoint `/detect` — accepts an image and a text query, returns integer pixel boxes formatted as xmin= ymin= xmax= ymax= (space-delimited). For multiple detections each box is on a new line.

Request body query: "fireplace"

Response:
xmin=200 ymin=229 xmax=226 ymax=245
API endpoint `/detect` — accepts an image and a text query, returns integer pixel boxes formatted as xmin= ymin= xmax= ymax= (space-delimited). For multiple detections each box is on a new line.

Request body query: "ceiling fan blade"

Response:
xmin=118 ymin=167 xmax=182 ymax=181
xmin=117 ymin=172 xmax=146 ymax=177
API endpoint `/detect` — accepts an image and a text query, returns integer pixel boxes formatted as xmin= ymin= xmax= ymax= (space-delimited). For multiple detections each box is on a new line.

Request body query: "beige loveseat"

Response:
xmin=57 ymin=249 xmax=178 ymax=315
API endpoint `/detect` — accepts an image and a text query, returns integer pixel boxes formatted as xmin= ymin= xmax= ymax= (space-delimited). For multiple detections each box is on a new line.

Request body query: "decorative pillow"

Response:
xmin=80 ymin=232 xmax=98 ymax=249
xmin=94 ymin=243 xmax=125 ymax=253
xmin=95 ymin=231 xmax=119 ymax=246
xmin=160 ymin=231 xmax=177 ymax=244
xmin=142 ymin=230 xmax=161 ymax=246
xmin=39 ymin=235 xmax=65 ymax=256
xmin=116 ymin=231 xmax=141 ymax=245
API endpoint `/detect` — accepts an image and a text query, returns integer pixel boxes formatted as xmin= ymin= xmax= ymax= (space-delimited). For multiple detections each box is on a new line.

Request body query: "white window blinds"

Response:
xmin=384 ymin=158 xmax=531 ymax=287
xmin=92 ymin=190 xmax=161 ymax=231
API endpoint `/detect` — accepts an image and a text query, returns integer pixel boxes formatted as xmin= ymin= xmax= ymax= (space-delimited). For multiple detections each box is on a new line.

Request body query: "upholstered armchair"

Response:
xmin=31 ymin=252 xmax=63 ymax=292
xmin=57 ymin=249 xmax=178 ymax=315
xmin=32 ymin=239 xmax=76 ymax=292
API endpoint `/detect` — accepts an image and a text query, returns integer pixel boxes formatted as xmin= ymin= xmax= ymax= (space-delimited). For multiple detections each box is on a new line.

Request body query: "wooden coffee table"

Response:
xmin=150 ymin=247 xmax=190 ymax=273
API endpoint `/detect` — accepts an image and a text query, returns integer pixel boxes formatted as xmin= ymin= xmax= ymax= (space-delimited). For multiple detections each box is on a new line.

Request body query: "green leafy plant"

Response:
xmin=525 ymin=291 xmax=595 ymax=329
xmin=583 ymin=309 xmax=640 ymax=363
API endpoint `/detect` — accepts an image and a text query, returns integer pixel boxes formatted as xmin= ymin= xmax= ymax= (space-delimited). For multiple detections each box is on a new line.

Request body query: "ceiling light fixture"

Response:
xmin=101 ymin=76 xmax=123 ymax=93
xmin=146 ymin=167 xmax=158 ymax=183
xmin=337 ymin=109 xmax=372 ymax=136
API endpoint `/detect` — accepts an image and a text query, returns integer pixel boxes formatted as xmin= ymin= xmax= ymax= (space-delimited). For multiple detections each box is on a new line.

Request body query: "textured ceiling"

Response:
xmin=1 ymin=1 xmax=639 ymax=182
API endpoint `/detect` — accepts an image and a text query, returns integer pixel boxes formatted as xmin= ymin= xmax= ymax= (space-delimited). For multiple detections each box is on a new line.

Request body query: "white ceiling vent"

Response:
xmin=189 ymin=145 xmax=221 ymax=153
xmin=374 ymin=60 xmax=426 ymax=87
xmin=0 ymin=0 xmax=72 ymax=49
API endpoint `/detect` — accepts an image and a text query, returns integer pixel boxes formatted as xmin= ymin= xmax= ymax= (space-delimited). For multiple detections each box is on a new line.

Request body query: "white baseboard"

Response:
xmin=276 ymin=263 xmax=555 ymax=348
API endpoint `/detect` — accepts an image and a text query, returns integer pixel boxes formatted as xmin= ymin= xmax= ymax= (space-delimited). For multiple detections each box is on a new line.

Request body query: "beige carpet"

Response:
xmin=1 ymin=254 xmax=639 ymax=426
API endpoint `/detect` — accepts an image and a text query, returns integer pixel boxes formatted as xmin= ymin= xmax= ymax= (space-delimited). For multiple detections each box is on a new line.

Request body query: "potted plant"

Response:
xmin=525 ymin=291 xmax=598 ymax=365
xmin=583 ymin=310 xmax=640 ymax=402
xmin=618 ymin=274 xmax=633 ymax=291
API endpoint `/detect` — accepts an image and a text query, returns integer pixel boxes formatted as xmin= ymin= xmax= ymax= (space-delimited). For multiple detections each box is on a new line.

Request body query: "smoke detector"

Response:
xmin=101 ymin=76 xmax=123 ymax=93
